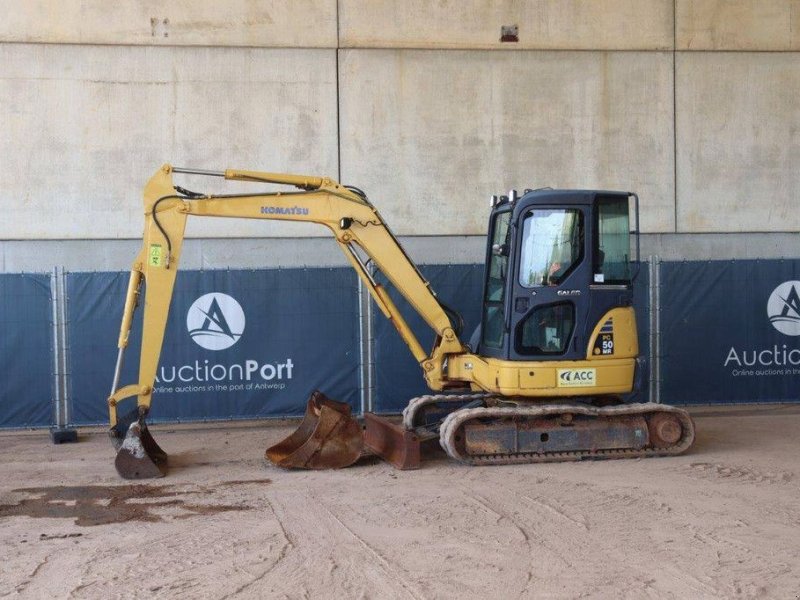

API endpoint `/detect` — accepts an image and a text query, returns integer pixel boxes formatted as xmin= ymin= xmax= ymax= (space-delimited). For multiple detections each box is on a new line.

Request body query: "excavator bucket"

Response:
xmin=109 ymin=408 xmax=168 ymax=479
xmin=266 ymin=391 xmax=363 ymax=469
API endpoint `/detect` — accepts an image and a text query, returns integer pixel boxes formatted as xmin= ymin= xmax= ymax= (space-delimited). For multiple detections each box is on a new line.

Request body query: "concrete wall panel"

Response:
xmin=0 ymin=1 xmax=337 ymax=48
xmin=340 ymin=50 xmax=675 ymax=236
xmin=0 ymin=44 xmax=338 ymax=239
xmin=676 ymin=53 xmax=800 ymax=232
xmin=5 ymin=232 xmax=800 ymax=274
xmin=340 ymin=0 xmax=674 ymax=50
xmin=677 ymin=1 xmax=800 ymax=50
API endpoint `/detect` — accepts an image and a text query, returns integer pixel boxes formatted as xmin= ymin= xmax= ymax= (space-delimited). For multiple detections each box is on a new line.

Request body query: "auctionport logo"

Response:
xmin=186 ymin=293 xmax=245 ymax=350
xmin=724 ymin=280 xmax=800 ymax=376
xmin=767 ymin=281 xmax=800 ymax=336
xmin=153 ymin=291 xmax=293 ymax=394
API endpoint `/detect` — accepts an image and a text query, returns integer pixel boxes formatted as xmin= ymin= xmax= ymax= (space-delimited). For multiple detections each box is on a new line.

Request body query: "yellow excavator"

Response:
xmin=107 ymin=164 xmax=695 ymax=478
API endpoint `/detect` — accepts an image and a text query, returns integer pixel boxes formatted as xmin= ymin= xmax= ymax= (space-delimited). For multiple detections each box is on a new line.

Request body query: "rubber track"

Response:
xmin=402 ymin=393 xmax=490 ymax=431
xmin=439 ymin=403 xmax=696 ymax=466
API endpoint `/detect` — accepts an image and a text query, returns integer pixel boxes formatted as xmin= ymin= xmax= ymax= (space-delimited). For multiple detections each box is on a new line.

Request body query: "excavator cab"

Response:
xmin=477 ymin=190 xmax=640 ymax=371
xmin=408 ymin=188 xmax=694 ymax=466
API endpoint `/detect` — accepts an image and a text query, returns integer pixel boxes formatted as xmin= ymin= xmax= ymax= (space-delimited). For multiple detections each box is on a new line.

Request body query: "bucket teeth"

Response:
xmin=113 ymin=419 xmax=168 ymax=479
xmin=266 ymin=390 xmax=363 ymax=469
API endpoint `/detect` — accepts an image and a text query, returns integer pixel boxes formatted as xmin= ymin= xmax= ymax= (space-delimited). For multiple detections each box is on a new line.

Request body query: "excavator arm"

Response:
xmin=107 ymin=164 xmax=469 ymax=477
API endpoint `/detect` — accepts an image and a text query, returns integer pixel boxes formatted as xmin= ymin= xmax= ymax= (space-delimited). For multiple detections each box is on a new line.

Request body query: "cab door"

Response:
xmin=509 ymin=204 xmax=591 ymax=361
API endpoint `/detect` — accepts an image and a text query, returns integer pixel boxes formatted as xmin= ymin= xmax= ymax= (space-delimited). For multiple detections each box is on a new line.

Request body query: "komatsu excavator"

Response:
xmin=107 ymin=164 xmax=694 ymax=478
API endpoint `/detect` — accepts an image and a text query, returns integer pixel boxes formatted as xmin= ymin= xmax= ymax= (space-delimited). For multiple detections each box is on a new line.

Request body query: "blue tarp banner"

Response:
xmin=67 ymin=268 xmax=360 ymax=425
xmin=372 ymin=263 xmax=651 ymax=412
xmin=660 ymin=260 xmax=800 ymax=404
xmin=373 ymin=264 xmax=486 ymax=412
xmin=0 ymin=274 xmax=53 ymax=428
xmin=6 ymin=259 xmax=798 ymax=429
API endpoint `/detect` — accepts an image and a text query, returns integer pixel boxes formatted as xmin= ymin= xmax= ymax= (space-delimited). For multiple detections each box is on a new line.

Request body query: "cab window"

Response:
xmin=515 ymin=302 xmax=575 ymax=355
xmin=594 ymin=197 xmax=631 ymax=284
xmin=518 ymin=209 xmax=583 ymax=287
xmin=481 ymin=211 xmax=511 ymax=348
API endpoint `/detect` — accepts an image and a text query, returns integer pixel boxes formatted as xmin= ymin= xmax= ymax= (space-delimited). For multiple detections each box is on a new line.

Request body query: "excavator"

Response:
xmin=107 ymin=164 xmax=695 ymax=479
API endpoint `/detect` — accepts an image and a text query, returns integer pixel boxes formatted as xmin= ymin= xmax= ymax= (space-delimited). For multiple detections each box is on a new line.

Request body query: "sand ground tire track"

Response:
xmin=252 ymin=489 xmax=427 ymax=599
xmin=2 ymin=411 xmax=800 ymax=599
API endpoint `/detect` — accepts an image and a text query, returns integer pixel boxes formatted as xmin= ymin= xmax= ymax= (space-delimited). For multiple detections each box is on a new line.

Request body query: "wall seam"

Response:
xmin=335 ymin=0 xmax=342 ymax=182
xmin=673 ymin=0 xmax=678 ymax=235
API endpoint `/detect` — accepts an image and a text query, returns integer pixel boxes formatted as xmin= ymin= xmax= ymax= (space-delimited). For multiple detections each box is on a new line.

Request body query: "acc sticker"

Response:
xmin=149 ymin=243 xmax=164 ymax=268
xmin=557 ymin=368 xmax=596 ymax=387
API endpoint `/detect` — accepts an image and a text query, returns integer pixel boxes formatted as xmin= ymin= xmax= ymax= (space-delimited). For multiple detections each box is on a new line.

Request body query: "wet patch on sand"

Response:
xmin=0 ymin=479 xmax=271 ymax=526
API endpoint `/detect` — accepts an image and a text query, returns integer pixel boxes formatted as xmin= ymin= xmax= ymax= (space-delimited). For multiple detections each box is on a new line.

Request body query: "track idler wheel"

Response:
xmin=647 ymin=412 xmax=683 ymax=448
xmin=266 ymin=391 xmax=363 ymax=469
xmin=110 ymin=407 xmax=168 ymax=479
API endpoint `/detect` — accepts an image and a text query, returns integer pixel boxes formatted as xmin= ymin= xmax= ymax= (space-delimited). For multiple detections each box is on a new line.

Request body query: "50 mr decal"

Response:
xmin=593 ymin=333 xmax=614 ymax=356
xmin=592 ymin=317 xmax=615 ymax=356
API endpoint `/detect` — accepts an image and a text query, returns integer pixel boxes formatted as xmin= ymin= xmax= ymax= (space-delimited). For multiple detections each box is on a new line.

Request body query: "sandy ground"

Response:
xmin=1 ymin=407 xmax=800 ymax=600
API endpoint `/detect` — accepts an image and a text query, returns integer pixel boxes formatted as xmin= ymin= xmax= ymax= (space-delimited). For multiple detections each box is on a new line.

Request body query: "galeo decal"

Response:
xmin=557 ymin=368 xmax=596 ymax=387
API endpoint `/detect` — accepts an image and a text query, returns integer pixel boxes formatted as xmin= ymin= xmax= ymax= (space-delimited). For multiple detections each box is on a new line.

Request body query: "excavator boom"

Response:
xmin=108 ymin=164 xmax=469 ymax=477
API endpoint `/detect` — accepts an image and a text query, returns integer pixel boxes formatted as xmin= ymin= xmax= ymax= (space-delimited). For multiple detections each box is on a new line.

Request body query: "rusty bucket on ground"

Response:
xmin=266 ymin=391 xmax=363 ymax=469
xmin=109 ymin=408 xmax=168 ymax=479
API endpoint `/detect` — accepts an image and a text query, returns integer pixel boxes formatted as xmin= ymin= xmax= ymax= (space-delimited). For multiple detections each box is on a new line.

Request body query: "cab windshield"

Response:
xmin=518 ymin=209 xmax=583 ymax=287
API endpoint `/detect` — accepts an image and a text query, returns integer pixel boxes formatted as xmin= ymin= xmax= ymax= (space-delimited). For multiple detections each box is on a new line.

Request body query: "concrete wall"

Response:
xmin=1 ymin=0 xmax=799 ymax=268
xmin=340 ymin=49 xmax=675 ymax=235
xmin=339 ymin=0 xmax=675 ymax=50
xmin=676 ymin=52 xmax=800 ymax=233
xmin=0 ymin=44 xmax=337 ymax=240
xmin=0 ymin=1 xmax=338 ymax=47
xmin=677 ymin=0 xmax=800 ymax=50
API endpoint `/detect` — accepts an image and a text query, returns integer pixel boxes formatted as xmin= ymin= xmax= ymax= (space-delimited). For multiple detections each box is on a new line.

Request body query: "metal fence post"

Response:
xmin=59 ymin=267 xmax=73 ymax=427
xmin=49 ymin=266 xmax=77 ymax=443
xmin=357 ymin=269 xmax=375 ymax=415
xmin=50 ymin=268 xmax=62 ymax=428
xmin=648 ymin=256 xmax=662 ymax=404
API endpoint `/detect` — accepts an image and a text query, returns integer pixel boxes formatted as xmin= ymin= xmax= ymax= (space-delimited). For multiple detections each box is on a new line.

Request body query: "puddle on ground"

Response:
xmin=0 ymin=479 xmax=271 ymax=527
